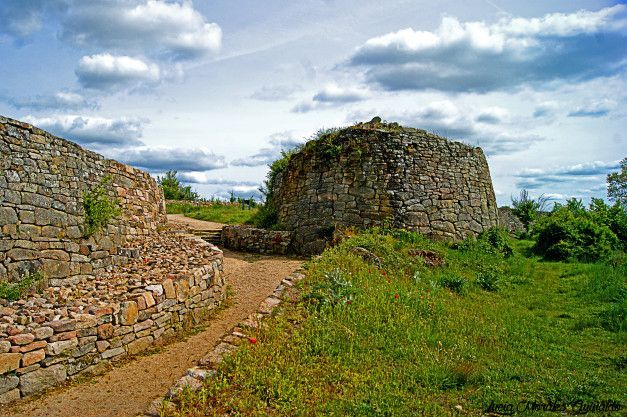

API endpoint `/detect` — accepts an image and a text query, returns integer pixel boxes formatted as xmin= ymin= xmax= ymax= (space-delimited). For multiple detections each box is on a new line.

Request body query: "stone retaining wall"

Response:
xmin=1 ymin=116 xmax=167 ymax=286
xmin=0 ymin=234 xmax=225 ymax=405
xmin=221 ymin=226 xmax=292 ymax=255
xmin=273 ymin=121 xmax=499 ymax=254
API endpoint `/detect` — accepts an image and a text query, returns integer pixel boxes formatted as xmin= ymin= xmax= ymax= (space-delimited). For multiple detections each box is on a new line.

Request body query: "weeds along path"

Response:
xmin=2 ymin=216 xmax=302 ymax=417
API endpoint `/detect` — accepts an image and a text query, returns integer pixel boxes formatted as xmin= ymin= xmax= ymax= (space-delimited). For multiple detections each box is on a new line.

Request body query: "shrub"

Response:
xmin=511 ymin=189 xmax=549 ymax=229
xmin=157 ymin=170 xmax=199 ymax=201
xmin=438 ymin=274 xmax=467 ymax=294
xmin=0 ymin=272 xmax=45 ymax=301
xmin=82 ymin=175 xmax=121 ymax=237
xmin=533 ymin=200 xmax=619 ymax=262
xmin=479 ymin=227 xmax=514 ymax=258
xmin=476 ymin=266 xmax=501 ymax=292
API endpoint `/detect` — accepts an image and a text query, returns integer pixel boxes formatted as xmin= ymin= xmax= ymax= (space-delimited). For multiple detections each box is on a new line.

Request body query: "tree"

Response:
xmin=607 ymin=157 xmax=627 ymax=205
xmin=511 ymin=189 xmax=549 ymax=230
xmin=157 ymin=170 xmax=199 ymax=201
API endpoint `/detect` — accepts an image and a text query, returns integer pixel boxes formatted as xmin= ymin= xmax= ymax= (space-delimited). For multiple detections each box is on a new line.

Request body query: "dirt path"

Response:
xmin=3 ymin=216 xmax=302 ymax=417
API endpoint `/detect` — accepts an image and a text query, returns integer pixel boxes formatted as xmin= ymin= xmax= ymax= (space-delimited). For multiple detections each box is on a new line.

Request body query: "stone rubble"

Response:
xmin=0 ymin=228 xmax=225 ymax=404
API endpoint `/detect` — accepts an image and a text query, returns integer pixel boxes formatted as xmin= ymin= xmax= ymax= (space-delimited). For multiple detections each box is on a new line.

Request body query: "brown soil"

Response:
xmin=2 ymin=216 xmax=302 ymax=417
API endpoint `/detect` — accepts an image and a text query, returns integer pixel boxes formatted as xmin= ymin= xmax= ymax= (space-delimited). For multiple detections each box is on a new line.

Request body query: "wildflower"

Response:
xmin=394 ymin=293 xmax=399 ymax=299
xmin=248 ymin=337 xmax=257 ymax=344
xmin=346 ymin=300 xmax=352 ymax=305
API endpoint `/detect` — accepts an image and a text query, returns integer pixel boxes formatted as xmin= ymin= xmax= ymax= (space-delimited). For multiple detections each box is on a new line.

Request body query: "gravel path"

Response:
xmin=2 ymin=216 xmax=302 ymax=417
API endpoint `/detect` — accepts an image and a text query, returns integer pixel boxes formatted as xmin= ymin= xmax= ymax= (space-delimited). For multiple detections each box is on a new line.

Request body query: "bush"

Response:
xmin=533 ymin=200 xmax=619 ymax=262
xmin=479 ymin=227 xmax=514 ymax=258
xmin=249 ymin=203 xmax=279 ymax=229
xmin=438 ymin=274 xmax=467 ymax=294
xmin=511 ymin=189 xmax=549 ymax=229
xmin=476 ymin=266 xmax=501 ymax=292
xmin=82 ymin=175 xmax=121 ymax=237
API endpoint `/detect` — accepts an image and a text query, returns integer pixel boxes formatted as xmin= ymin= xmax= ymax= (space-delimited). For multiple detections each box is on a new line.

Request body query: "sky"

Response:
xmin=1 ymin=0 xmax=626 ymax=206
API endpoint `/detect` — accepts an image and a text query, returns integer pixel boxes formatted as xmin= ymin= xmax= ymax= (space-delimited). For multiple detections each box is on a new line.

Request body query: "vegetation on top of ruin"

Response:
xmin=251 ymin=118 xmax=411 ymax=229
xmin=82 ymin=175 xmax=122 ymax=237
xmin=162 ymin=225 xmax=626 ymax=415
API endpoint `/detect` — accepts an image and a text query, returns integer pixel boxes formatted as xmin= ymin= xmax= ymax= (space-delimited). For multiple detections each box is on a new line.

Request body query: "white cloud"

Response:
xmin=23 ymin=114 xmax=145 ymax=147
xmin=75 ymin=54 xmax=161 ymax=90
xmin=61 ymin=0 xmax=221 ymax=60
xmin=348 ymin=5 xmax=627 ymax=93
xmin=568 ymin=99 xmax=617 ymax=118
xmin=533 ymin=101 xmax=559 ymax=118
xmin=231 ymin=131 xmax=306 ymax=167
xmin=4 ymin=91 xmax=97 ymax=111
xmin=115 ymin=147 xmax=227 ymax=172
xmin=178 ymin=173 xmax=259 ymax=186
xmin=251 ymin=85 xmax=299 ymax=101
xmin=292 ymin=84 xmax=369 ymax=113
xmin=515 ymin=160 xmax=620 ymax=189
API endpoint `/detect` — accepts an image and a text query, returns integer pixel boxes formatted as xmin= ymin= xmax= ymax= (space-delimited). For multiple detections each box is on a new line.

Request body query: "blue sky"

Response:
xmin=1 ymin=0 xmax=625 ymax=205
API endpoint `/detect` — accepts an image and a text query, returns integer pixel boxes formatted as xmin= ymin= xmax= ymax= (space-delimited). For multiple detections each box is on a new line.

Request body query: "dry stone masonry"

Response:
xmin=221 ymin=226 xmax=292 ymax=255
xmin=0 ymin=116 xmax=167 ymax=286
xmin=273 ymin=120 xmax=499 ymax=254
xmin=0 ymin=116 xmax=227 ymax=404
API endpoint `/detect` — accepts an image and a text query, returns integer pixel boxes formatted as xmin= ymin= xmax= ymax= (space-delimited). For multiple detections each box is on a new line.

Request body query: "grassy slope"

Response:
xmin=172 ymin=229 xmax=625 ymax=416
xmin=166 ymin=202 xmax=258 ymax=225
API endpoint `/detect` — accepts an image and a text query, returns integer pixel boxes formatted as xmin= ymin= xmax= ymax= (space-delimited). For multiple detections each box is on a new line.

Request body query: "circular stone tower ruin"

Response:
xmin=272 ymin=119 xmax=499 ymax=254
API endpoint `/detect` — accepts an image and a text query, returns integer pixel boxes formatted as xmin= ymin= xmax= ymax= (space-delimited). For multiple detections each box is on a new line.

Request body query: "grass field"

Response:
xmin=166 ymin=202 xmax=258 ymax=225
xmin=169 ymin=228 xmax=625 ymax=416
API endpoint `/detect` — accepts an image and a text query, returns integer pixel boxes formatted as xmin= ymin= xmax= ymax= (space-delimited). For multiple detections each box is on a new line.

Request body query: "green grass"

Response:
xmin=169 ymin=228 xmax=626 ymax=416
xmin=166 ymin=202 xmax=258 ymax=225
xmin=0 ymin=272 xmax=45 ymax=301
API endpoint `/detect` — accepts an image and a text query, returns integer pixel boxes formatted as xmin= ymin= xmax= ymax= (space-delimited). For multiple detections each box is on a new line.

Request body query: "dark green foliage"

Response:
xmin=533 ymin=198 xmax=621 ymax=262
xmin=599 ymin=300 xmax=626 ymax=332
xmin=157 ymin=170 xmax=199 ymax=201
xmin=588 ymin=198 xmax=627 ymax=248
xmin=82 ymin=175 xmax=121 ymax=237
xmin=511 ymin=189 xmax=549 ymax=229
xmin=476 ymin=265 xmax=501 ymax=291
xmin=607 ymin=157 xmax=626 ymax=205
xmin=438 ymin=274 xmax=467 ymax=294
xmin=249 ymin=203 xmax=279 ymax=229
xmin=479 ymin=227 xmax=514 ymax=258
xmin=0 ymin=272 xmax=44 ymax=301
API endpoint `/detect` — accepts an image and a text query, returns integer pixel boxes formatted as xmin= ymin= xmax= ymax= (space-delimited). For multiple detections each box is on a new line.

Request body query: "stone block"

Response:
xmin=21 ymin=349 xmax=45 ymax=367
xmin=0 ymin=353 xmax=21 ymax=374
xmin=118 ymin=301 xmax=139 ymax=325
xmin=19 ymin=364 xmax=66 ymax=397
xmin=0 ymin=374 xmax=19 ymax=395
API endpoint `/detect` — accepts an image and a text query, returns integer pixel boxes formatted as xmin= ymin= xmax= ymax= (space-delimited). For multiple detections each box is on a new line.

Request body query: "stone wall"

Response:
xmin=221 ymin=225 xmax=292 ymax=255
xmin=273 ymin=121 xmax=499 ymax=254
xmin=0 ymin=233 xmax=226 ymax=404
xmin=0 ymin=116 xmax=167 ymax=286
xmin=498 ymin=207 xmax=525 ymax=233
